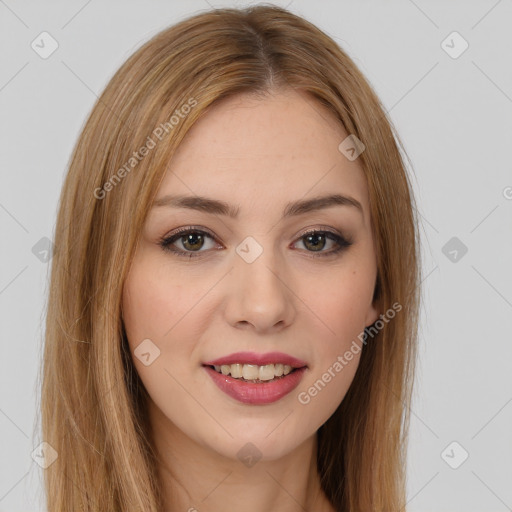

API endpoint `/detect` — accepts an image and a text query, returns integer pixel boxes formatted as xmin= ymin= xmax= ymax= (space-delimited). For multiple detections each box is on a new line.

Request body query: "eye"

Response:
xmin=292 ymin=229 xmax=353 ymax=258
xmin=158 ymin=227 xmax=219 ymax=258
xmin=158 ymin=226 xmax=353 ymax=259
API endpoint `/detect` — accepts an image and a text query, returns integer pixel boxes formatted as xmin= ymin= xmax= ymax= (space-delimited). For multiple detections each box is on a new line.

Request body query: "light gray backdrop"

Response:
xmin=1 ymin=1 xmax=511 ymax=511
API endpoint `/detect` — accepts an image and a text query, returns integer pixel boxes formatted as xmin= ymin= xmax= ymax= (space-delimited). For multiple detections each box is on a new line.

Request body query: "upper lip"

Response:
xmin=203 ymin=351 xmax=307 ymax=369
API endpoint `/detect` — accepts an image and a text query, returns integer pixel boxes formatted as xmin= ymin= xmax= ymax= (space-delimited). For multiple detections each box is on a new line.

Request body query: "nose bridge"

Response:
xmin=235 ymin=234 xmax=284 ymax=296
xmin=226 ymin=234 xmax=294 ymax=330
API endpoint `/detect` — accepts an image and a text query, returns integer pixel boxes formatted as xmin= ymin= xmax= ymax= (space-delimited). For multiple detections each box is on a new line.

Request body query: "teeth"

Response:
xmin=231 ymin=363 xmax=242 ymax=378
xmin=258 ymin=364 xmax=275 ymax=381
xmin=212 ymin=363 xmax=294 ymax=381
xmin=242 ymin=364 xmax=260 ymax=380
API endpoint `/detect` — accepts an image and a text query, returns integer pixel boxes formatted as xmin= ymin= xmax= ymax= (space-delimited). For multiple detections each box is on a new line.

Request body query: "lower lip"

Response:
xmin=203 ymin=365 xmax=307 ymax=405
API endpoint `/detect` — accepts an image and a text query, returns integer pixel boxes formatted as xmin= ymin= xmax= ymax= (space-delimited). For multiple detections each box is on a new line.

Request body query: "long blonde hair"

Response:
xmin=40 ymin=5 xmax=420 ymax=511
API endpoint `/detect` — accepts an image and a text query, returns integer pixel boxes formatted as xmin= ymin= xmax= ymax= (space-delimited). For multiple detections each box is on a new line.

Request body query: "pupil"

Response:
xmin=183 ymin=233 xmax=203 ymax=251
xmin=305 ymin=233 xmax=325 ymax=251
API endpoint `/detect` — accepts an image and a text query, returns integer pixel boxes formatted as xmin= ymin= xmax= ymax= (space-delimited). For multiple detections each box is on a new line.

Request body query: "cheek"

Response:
xmin=291 ymin=264 xmax=373 ymax=423
xmin=122 ymin=253 xmax=221 ymax=408
xmin=122 ymin=256 xmax=203 ymax=352
xmin=299 ymin=263 xmax=375 ymax=347
xmin=121 ymin=259 xmax=206 ymax=415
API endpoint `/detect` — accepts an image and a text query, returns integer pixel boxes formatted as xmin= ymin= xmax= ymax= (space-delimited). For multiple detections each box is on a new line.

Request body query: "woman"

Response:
xmin=40 ymin=4 xmax=421 ymax=511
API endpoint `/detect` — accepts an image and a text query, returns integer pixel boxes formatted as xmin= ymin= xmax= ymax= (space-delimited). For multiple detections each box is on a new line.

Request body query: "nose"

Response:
xmin=224 ymin=244 xmax=296 ymax=334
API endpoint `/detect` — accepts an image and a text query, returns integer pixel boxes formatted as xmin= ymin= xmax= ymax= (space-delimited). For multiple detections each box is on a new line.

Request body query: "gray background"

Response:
xmin=1 ymin=1 xmax=511 ymax=510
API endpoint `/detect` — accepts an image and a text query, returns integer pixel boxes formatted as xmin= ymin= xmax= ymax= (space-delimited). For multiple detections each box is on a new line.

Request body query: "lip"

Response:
xmin=203 ymin=351 xmax=308 ymax=369
xmin=203 ymin=365 xmax=307 ymax=405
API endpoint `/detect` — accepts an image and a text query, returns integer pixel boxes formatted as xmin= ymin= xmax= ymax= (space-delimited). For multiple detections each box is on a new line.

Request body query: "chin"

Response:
xmin=210 ymin=426 xmax=308 ymax=463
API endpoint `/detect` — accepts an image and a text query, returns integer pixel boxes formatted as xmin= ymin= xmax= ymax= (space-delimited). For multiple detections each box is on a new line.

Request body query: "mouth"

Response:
xmin=204 ymin=363 xmax=304 ymax=384
xmin=201 ymin=352 xmax=308 ymax=405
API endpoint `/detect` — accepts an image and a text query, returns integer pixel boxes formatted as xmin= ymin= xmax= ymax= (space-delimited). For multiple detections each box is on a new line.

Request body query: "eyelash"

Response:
xmin=158 ymin=225 xmax=353 ymax=260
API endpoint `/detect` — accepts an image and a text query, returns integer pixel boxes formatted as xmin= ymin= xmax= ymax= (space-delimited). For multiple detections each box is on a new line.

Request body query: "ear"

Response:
xmin=364 ymin=272 xmax=381 ymax=327
xmin=364 ymin=298 xmax=381 ymax=327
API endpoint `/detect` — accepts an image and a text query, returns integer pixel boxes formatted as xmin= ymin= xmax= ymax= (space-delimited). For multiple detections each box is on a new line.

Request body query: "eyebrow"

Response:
xmin=152 ymin=193 xmax=363 ymax=218
xmin=153 ymin=190 xmax=364 ymax=219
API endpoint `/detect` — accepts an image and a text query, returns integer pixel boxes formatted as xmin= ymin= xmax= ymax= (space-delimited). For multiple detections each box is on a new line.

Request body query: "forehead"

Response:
xmin=158 ymin=89 xmax=370 ymax=221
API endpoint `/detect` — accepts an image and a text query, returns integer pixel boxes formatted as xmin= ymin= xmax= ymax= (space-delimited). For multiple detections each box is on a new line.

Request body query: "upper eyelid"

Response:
xmin=162 ymin=226 xmax=351 ymax=251
xmin=164 ymin=225 xmax=346 ymax=243
xmin=165 ymin=223 xmax=347 ymax=236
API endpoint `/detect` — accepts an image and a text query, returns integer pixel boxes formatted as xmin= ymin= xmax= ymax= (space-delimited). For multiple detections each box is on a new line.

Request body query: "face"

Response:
xmin=122 ymin=88 xmax=380 ymax=462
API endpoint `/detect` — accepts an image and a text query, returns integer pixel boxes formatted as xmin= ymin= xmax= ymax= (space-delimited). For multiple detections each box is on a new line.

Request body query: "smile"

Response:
xmin=211 ymin=363 xmax=295 ymax=382
xmin=202 ymin=351 xmax=308 ymax=404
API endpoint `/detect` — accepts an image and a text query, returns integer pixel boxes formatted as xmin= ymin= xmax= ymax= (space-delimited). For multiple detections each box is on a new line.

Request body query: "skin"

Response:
xmin=122 ymin=88 xmax=380 ymax=512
